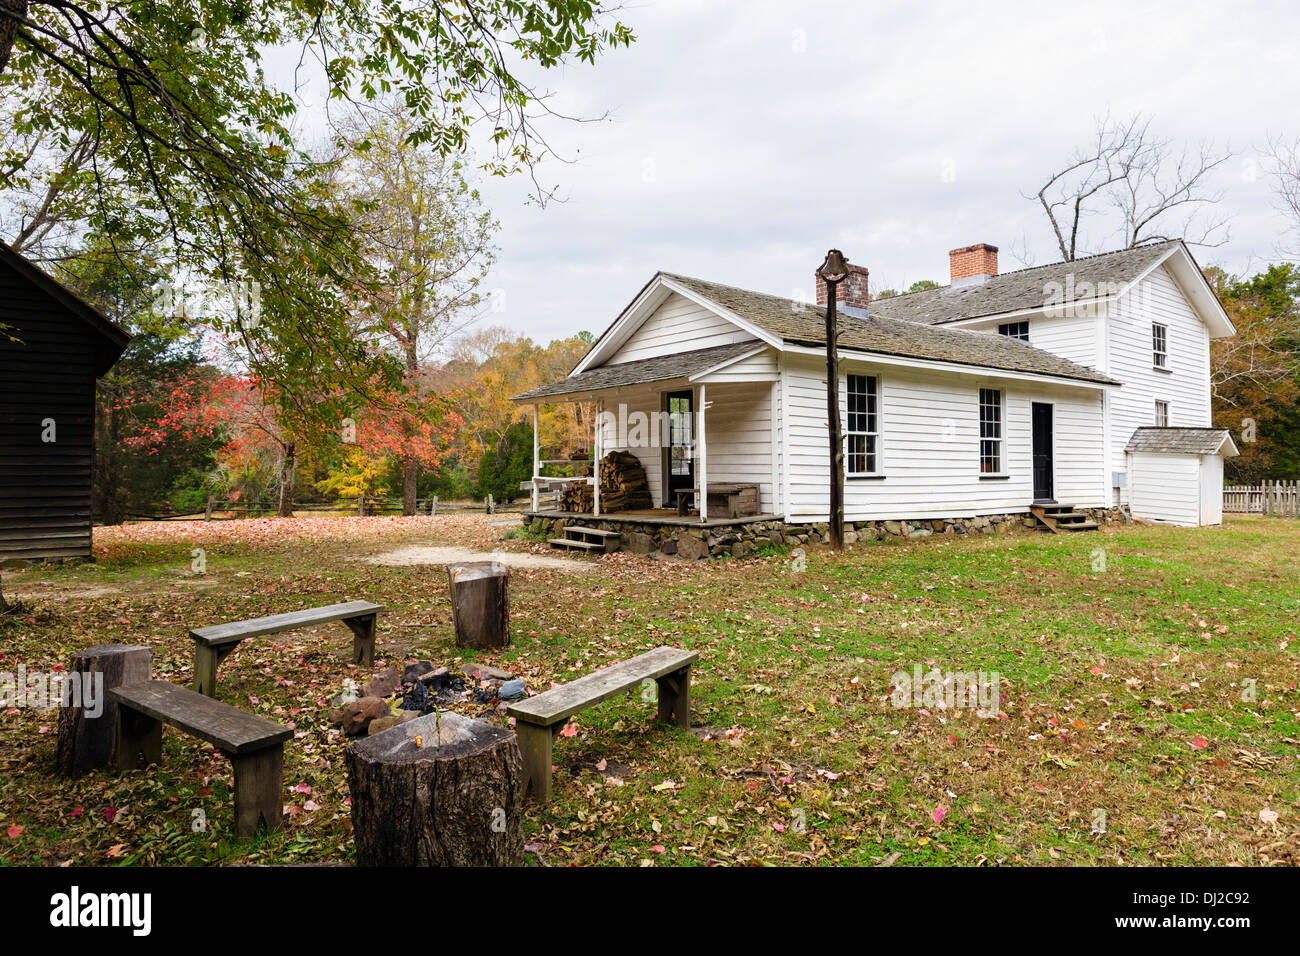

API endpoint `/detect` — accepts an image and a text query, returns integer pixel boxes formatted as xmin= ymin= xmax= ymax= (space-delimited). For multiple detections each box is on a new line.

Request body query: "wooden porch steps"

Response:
xmin=548 ymin=525 xmax=622 ymax=554
xmin=1030 ymin=503 xmax=1099 ymax=533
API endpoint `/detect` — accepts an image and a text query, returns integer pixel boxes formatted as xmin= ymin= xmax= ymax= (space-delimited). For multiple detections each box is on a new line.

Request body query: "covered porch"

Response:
xmin=524 ymin=507 xmax=780 ymax=527
xmin=511 ymin=342 xmax=783 ymax=525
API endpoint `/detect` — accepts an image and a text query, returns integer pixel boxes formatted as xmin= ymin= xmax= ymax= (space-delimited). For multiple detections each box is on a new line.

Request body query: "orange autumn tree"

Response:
xmin=439 ymin=328 xmax=595 ymax=476
xmin=343 ymin=373 xmax=464 ymax=497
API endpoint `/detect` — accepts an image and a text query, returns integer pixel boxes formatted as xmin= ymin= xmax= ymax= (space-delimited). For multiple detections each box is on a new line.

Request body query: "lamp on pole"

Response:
xmin=818 ymin=249 xmax=848 ymax=551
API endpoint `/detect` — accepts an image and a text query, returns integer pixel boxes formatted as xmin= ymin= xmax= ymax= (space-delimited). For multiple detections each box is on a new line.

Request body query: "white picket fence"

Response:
xmin=1223 ymin=480 xmax=1300 ymax=516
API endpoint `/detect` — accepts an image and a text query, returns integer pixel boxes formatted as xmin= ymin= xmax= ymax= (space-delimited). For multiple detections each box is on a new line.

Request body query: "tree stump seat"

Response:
xmin=447 ymin=562 xmax=509 ymax=649
xmin=506 ymin=645 xmax=698 ymax=803
xmin=109 ymin=680 xmax=292 ymax=840
xmin=344 ymin=710 xmax=524 ymax=866
xmin=190 ymin=599 xmax=384 ymax=697
xmin=56 ymin=644 xmax=152 ymax=778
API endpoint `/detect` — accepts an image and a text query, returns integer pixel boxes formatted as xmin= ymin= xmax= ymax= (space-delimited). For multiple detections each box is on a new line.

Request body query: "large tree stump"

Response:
xmin=56 ymin=644 xmax=152 ymax=777
xmin=344 ymin=710 xmax=524 ymax=866
xmin=447 ymin=560 xmax=510 ymax=649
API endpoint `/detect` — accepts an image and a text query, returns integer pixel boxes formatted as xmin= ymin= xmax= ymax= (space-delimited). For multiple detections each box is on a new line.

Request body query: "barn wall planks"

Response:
xmin=0 ymin=253 xmax=126 ymax=560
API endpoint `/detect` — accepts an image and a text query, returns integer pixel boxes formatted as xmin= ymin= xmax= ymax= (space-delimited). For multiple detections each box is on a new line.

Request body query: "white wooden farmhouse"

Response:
xmin=514 ymin=240 xmax=1238 ymax=555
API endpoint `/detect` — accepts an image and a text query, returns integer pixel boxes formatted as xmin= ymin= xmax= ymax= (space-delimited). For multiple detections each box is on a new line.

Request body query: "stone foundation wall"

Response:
xmin=523 ymin=507 xmax=1127 ymax=560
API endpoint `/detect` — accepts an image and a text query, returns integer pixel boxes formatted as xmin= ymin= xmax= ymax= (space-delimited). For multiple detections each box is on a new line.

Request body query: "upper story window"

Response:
xmin=1152 ymin=322 xmax=1169 ymax=369
xmin=979 ymin=388 xmax=1003 ymax=474
xmin=998 ymin=320 xmax=1030 ymax=342
xmin=846 ymin=374 xmax=879 ymax=476
xmin=1154 ymin=400 xmax=1169 ymax=427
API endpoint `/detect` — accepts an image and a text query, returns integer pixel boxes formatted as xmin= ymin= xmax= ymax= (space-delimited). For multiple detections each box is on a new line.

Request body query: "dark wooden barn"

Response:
xmin=1 ymin=243 xmax=130 ymax=562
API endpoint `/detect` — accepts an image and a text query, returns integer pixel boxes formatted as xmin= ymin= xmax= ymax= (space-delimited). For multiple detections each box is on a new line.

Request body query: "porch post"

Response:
xmin=531 ymin=403 xmax=541 ymax=512
xmin=698 ymin=383 xmax=708 ymax=525
xmin=593 ymin=398 xmax=602 ymax=517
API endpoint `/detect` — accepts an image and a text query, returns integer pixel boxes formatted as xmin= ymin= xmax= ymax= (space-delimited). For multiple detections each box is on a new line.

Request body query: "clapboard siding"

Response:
xmin=595 ymin=385 xmax=666 ymax=506
xmin=958 ymin=312 xmax=1102 ymax=370
xmin=696 ymin=381 xmax=774 ymax=511
xmin=0 ymin=251 xmax=127 ymax=561
xmin=780 ymin=351 xmax=1105 ymax=522
xmin=1129 ymin=452 xmax=1201 ymax=525
xmin=595 ymin=380 xmax=775 ymax=512
xmin=610 ymin=292 xmax=758 ymax=364
xmin=1108 ymin=265 xmax=1212 ymax=501
xmin=694 ymin=346 xmax=778 ymax=383
xmin=1023 ymin=313 xmax=1100 ymax=368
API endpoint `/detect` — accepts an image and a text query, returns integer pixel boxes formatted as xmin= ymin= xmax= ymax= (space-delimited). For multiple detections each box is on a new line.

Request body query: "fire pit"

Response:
xmin=400 ymin=661 xmax=524 ymax=716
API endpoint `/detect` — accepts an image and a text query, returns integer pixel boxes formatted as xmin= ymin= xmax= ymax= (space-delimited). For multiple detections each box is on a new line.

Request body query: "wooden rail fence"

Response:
xmin=1223 ymin=480 xmax=1300 ymax=516
xmin=124 ymin=496 xmax=519 ymax=521
xmin=201 ymin=496 xmax=509 ymax=518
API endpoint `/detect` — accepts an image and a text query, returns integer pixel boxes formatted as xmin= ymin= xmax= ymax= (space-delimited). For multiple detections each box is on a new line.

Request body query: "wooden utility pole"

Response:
xmin=818 ymin=249 xmax=848 ymax=551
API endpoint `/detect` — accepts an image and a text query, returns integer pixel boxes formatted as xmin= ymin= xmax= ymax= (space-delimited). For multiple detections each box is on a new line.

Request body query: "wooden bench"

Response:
xmin=110 ymin=680 xmax=292 ymax=839
xmin=674 ymin=482 xmax=761 ymax=518
xmin=506 ymin=646 xmax=698 ymax=802
xmin=190 ymin=600 xmax=383 ymax=697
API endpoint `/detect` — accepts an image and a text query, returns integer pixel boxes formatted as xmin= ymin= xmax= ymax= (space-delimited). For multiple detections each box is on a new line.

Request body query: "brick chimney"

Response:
xmin=815 ymin=262 xmax=870 ymax=312
xmin=949 ymin=243 xmax=999 ymax=285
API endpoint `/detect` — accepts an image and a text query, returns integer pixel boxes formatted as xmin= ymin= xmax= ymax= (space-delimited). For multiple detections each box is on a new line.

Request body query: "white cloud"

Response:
xmin=275 ymin=0 xmax=1300 ymax=344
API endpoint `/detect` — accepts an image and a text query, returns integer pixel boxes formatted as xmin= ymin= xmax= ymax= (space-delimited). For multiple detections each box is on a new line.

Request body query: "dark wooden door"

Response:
xmin=1032 ymin=402 xmax=1054 ymax=502
xmin=664 ymin=391 xmax=695 ymax=499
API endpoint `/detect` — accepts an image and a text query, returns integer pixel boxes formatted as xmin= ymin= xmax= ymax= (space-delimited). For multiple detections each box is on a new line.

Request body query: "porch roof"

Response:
xmin=511 ymin=341 xmax=762 ymax=403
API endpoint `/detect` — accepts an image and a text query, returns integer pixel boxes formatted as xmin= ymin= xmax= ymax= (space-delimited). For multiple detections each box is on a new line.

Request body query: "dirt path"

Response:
xmin=362 ymin=545 xmax=593 ymax=572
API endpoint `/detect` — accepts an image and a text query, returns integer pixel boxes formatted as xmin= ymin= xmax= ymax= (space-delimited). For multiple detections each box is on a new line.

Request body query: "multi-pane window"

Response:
xmin=1154 ymin=400 xmax=1169 ymax=427
xmin=1152 ymin=323 xmax=1168 ymax=368
xmin=846 ymin=374 xmax=879 ymax=475
xmin=979 ymin=388 xmax=1003 ymax=474
xmin=668 ymin=395 xmax=692 ymax=476
xmin=998 ymin=320 xmax=1030 ymax=342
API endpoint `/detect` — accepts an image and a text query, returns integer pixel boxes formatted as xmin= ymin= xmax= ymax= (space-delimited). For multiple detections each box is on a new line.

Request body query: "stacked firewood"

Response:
xmin=559 ymin=482 xmax=594 ymax=512
xmin=598 ymin=450 xmax=653 ymax=511
xmin=558 ymin=451 xmax=652 ymax=512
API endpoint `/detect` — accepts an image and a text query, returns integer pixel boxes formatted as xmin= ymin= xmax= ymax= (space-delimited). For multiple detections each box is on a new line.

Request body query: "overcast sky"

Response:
xmin=283 ymin=0 xmax=1300 ymax=345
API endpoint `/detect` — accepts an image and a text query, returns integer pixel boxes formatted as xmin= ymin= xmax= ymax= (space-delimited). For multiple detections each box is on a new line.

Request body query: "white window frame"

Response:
xmin=998 ymin=320 xmax=1030 ymax=342
xmin=1154 ymin=399 xmax=1169 ymax=427
xmin=979 ymin=387 xmax=1004 ymax=475
xmin=845 ymin=373 xmax=880 ymax=477
xmin=1152 ymin=322 xmax=1169 ymax=369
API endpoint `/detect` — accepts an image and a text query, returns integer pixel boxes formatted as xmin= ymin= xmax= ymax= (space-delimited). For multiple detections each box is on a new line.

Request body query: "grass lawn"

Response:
xmin=1 ymin=514 xmax=1297 ymax=866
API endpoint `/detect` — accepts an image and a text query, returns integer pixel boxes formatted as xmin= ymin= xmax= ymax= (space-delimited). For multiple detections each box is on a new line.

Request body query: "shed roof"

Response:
xmin=1125 ymin=427 xmax=1240 ymax=457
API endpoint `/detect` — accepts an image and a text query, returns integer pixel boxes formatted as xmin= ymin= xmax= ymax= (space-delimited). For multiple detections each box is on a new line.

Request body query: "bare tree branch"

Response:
xmin=1026 ymin=113 xmax=1232 ymax=259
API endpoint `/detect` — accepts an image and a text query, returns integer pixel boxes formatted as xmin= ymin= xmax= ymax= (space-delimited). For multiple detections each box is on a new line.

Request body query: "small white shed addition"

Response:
xmin=1125 ymin=428 xmax=1240 ymax=527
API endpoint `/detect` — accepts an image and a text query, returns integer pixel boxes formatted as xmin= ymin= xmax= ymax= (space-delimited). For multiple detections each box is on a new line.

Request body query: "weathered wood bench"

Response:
xmin=674 ymin=482 xmax=761 ymax=518
xmin=190 ymin=600 xmax=383 ymax=697
xmin=110 ymin=680 xmax=292 ymax=839
xmin=506 ymin=645 xmax=698 ymax=802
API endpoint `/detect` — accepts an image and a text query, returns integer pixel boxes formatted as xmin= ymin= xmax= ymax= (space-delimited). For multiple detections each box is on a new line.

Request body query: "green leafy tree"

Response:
xmin=1210 ymin=264 xmax=1300 ymax=481
xmin=0 ymin=0 xmax=633 ymax=393
xmin=476 ymin=420 xmax=532 ymax=502
xmin=57 ymin=240 xmax=221 ymax=523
